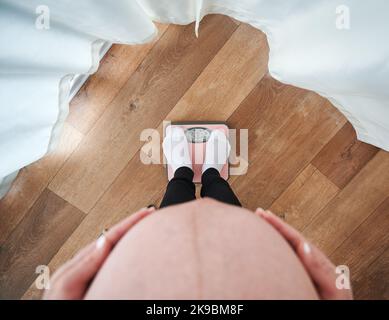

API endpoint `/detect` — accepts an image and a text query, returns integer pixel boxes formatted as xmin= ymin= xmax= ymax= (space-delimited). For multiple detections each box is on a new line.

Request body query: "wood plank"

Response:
xmin=270 ymin=164 xmax=339 ymax=231
xmin=163 ymin=24 xmax=269 ymax=121
xmin=312 ymin=122 xmax=379 ymax=189
xmin=303 ymin=151 xmax=389 ymax=256
xmin=329 ymin=197 xmax=389 ymax=284
xmin=353 ymin=249 xmax=389 ymax=300
xmin=230 ymin=91 xmax=346 ymax=210
xmin=0 ymin=189 xmax=85 ymax=299
xmin=67 ymin=24 xmax=169 ymax=134
xmin=22 ymin=22 xmax=269 ymax=299
xmin=225 ymin=75 xmax=312 ymax=182
xmin=48 ymin=15 xmax=238 ymax=213
xmin=0 ymin=123 xmax=83 ymax=245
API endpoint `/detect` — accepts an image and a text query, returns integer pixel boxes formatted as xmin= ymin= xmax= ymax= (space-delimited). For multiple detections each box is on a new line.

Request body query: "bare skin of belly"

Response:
xmin=85 ymin=198 xmax=319 ymax=299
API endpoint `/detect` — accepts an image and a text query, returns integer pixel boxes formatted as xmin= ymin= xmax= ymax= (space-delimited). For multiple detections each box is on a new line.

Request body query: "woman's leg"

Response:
xmin=200 ymin=129 xmax=241 ymax=206
xmin=201 ymin=168 xmax=241 ymax=206
xmin=161 ymin=126 xmax=194 ymax=208
xmin=160 ymin=167 xmax=196 ymax=208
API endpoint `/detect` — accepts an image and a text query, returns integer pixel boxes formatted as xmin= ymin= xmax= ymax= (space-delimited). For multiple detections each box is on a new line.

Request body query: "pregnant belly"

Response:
xmin=85 ymin=199 xmax=318 ymax=299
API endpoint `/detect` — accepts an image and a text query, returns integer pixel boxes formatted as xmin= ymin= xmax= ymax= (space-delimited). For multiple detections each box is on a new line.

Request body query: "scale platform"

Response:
xmin=165 ymin=122 xmax=229 ymax=183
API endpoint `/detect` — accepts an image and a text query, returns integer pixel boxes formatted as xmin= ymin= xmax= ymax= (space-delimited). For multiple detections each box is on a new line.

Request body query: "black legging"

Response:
xmin=160 ymin=167 xmax=241 ymax=208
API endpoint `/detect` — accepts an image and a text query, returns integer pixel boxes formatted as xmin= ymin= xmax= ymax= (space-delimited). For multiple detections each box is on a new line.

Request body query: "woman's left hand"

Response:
xmin=255 ymin=208 xmax=353 ymax=300
xmin=43 ymin=207 xmax=155 ymax=300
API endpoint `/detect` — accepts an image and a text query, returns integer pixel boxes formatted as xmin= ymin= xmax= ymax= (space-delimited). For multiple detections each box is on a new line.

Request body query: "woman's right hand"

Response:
xmin=43 ymin=207 xmax=155 ymax=300
xmin=255 ymin=208 xmax=353 ymax=300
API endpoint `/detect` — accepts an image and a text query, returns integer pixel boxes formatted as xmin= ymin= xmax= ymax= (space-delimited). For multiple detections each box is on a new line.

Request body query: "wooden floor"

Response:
xmin=1 ymin=15 xmax=388 ymax=300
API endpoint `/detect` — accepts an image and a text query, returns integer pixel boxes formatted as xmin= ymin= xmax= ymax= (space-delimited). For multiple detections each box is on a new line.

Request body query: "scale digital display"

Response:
xmin=185 ymin=127 xmax=211 ymax=143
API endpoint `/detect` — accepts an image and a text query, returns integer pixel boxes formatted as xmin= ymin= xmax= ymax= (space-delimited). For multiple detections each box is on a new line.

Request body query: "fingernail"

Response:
xmin=256 ymin=208 xmax=269 ymax=218
xmin=303 ymin=242 xmax=311 ymax=254
xmin=256 ymin=207 xmax=265 ymax=214
xmin=140 ymin=206 xmax=155 ymax=213
xmin=97 ymin=228 xmax=108 ymax=239
xmin=96 ymin=235 xmax=106 ymax=249
xmin=147 ymin=206 xmax=156 ymax=212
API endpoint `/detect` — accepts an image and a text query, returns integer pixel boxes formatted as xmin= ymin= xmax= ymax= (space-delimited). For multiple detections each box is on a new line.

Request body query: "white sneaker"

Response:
xmin=202 ymin=130 xmax=230 ymax=174
xmin=163 ymin=126 xmax=192 ymax=174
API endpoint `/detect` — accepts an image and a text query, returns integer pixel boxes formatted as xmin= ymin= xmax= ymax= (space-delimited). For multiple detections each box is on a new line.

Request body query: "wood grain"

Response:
xmin=163 ymin=24 xmax=269 ymax=122
xmin=49 ymin=15 xmax=238 ymax=213
xmin=0 ymin=123 xmax=83 ymax=245
xmin=0 ymin=189 xmax=85 ymax=299
xmin=270 ymin=164 xmax=339 ymax=231
xmin=330 ymin=197 xmax=389 ymax=281
xmin=353 ymin=249 xmax=389 ymax=300
xmin=312 ymin=122 xmax=379 ymax=189
xmin=67 ymin=24 xmax=169 ymax=134
xmin=231 ymin=90 xmax=346 ymax=210
xmin=303 ymin=151 xmax=389 ymax=256
xmin=226 ymin=75 xmax=311 ymax=182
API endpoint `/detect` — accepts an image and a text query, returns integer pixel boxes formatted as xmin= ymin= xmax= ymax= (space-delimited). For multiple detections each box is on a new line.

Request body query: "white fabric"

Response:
xmin=1 ymin=0 xmax=388 ymax=196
